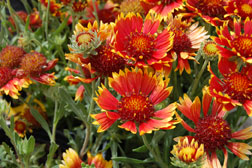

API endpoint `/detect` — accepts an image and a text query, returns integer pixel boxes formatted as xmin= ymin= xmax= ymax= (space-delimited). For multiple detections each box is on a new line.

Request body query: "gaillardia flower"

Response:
xmin=209 ymin=57 xmax=252 ymax=116
xmin=198 ymin=40 xmax=219 ymax=61
xmin=186 ymin=0 xmax=228 ymax=26
xmin=114 ymin=12 xmax=174 ymax=67
xmin=0 ymin=67 xmax=31 ymax=99
xmin=87 ymin=152 xmax=113 ymax=168
xmin=171 ymin=137 xmax=205 ymax=167
xmin=59 ymin=148 xmax=83 ymax=168
xmin=214 ymin=18 xmax=252 ymax=63
xmin=40 ymin=0 xmax=62 ymax=17
xmin=14 ymin=120 xmax=27 ymax=137
xmin=225 ymin=0 xmax=252 ymax=20
xmin=177 ymin=87 xmax=252 ymax=167
xmin=92 ymin=68 xmax=177 ymax=135
xmin=165 ymin=16 xmax=209 ymax=74
xmin=140 ymin=0 xmax=184 ymax=16
xmin=120 ymin=0 xmax=145 ymax=15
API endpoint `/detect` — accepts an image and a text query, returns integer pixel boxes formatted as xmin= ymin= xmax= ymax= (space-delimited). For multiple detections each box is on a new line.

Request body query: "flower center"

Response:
xmin=233 ymin=36 xmax=252 ymax=57
xmin=196 ymin=0 xmax=226 ymax=17
xmin=241 ymin=4 xmax=252 ymax=15
xmin=0 ymin=46 xmax=25 ymax=68
xmin=0 ymin=67 xmax=13 ymax=87
xmin=15 ymin=120 xmax=26 ymax=134
xmin=76 ymin=32 xmax=94 ymax=46
xmin=20 ymin=52 xmax=47 ymax=76
xmin=118 ymin=94 xmax=155 ymax=122
xmin=173 ymin=33 xmax=192 ymax=53
xmin=89 ymin=45 xmax=126 ymax=76
xmin=204 ymin=42 xmax=218 ymax=55
xmin=223 ymin=72 xmax=252 ymax=102
xmin=126 ymin=32 xmax=156 ymax=61
xmin=195 ymin=115 xmax=231 ymax=152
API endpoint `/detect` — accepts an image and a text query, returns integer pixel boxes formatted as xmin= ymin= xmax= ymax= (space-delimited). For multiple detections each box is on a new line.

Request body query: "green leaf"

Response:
xmin=52 ymin=15 xmax=70 ymax=36
xmin=112 ymin=157 xmax=153 ymax=164
xmin=27 ymin=136 xmax=35 ymax=155
xmin=30 ymin=106 xmax=52 ymax=139
xmin=46 ymin=142 xmax=59 ymax=168
xmin=132 ymin=145 xmax=148 ymax=153
xmin=58 ymin=87 xmax=87 ymax=122
xmin=151 ymin=131 xmax=166 ymax=146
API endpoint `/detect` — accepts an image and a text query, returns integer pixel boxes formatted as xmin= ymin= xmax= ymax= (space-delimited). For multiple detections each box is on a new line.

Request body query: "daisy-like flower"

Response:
xmin=214 ymin=18 xmax=252 ymax=64
xmin=225 ymin=0 xmax=252 ymax=20
xmin=209 ymin=57 xmax=252 ymax=116
xmin=59 ymin=148 xmax=83 ymax=168
xmin=171 ymin=137 xmax=205 ymax=167
xmin=177 ymin=87 xmax=252 ymax=167
xmin=0 ymin=67 xmax=31 ymax=99
xmin=14 ymin=120 xmax=27 ymax=137
xmin=140 ymin=0 xmax=184 ymax=16
xmin=162 ymin=16 xmax=209 ymax=74
xmin=91 ymin=68 xmax=177 ymax=135
xmin=18 ymin=51 xmax=58 ymax=86
xmin=198 ymin=40 xmax=219 ymax=61
xmin=72 ymin=0 xmax=87 ymax=13
xmin=87 ymin=152 xmax=112 ymax=168
xmin=186 ymin=0 xmax=228 ymax=26
xmin=114 ymin=12 xmax=174 ymax=67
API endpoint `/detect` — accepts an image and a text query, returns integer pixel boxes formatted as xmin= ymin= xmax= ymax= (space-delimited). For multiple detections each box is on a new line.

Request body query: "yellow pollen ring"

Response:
xmin=241 ymin=4 xmax=252 ymax=14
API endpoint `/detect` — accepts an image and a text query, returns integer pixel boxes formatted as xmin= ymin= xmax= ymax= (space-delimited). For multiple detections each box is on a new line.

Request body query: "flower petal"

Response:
xmin=91 ymin=112 xmax=120 ymax=132
xmin=227 ymin=142 xmax=252 ymax=160
xmin=232 ymin=126 xmax=252 ymax=140
xmin=118 ymin=121 xmax=137 ymax=134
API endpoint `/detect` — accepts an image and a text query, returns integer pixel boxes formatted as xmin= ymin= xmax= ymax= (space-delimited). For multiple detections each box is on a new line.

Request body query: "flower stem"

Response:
xmin=45 ymin=0 xmax=50 ymax=40
xmin=190 ymin=60 xmax=209 ymax=97
xmin=6 ymin=0 xmax=20 ymax=34
xmin=80 ymin=78 xmax=96 ymax=158
xmin=142 ymin=135 xmax=168 ymax=168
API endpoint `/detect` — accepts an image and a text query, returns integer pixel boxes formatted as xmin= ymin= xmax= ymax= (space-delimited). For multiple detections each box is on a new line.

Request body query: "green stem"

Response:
xmin=80 ymin=78 xmax=96 ymax=158
xmin=190 ymin=60 xmax=209 ymax=97
xmin=142 ymin=135 xmax=168 ymax=168
xmin=45 ymin=0 xmax=50 ymax=39
xmin=92 ymin=0 xmax=99 ymax=27
xmin=92 ymin=132 xmax=104 ymax=153
xmin=51 ymin=101 xmax=58 ymax=143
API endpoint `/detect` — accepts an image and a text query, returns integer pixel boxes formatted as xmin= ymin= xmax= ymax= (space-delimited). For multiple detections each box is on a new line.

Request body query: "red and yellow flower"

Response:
xmin=162 ymin=16 xmax=209 ymax=74
xmin=186 ymin=0 xmax=228 ymax=26
xmin=40 ymin=0 xmax=62 ymax=16
xmin=171 ymin=137 xmax=205 ymax=166
xmin=140 ymin=0 xmax=184 ymax=16
xmin=14 ymin=120 xmax=27 ymax=137
xmin=177 ymin=87 xmax=252 ymax=167
xmin=87 ymin=152 xmax=113 ymax=168
xmin=214 ymin=18 xmax=252 ymax=64
xmin=91 ymin=68 xmax=178 ymax=135
xmin=120 ymin=0 xmax=145 ymax=15
xmin=114 ymin=12 xmax=174 ymax=67
xmin=72 ymin=0 xmax=87 ymax=13
xmin=209 ymin=57 xmax=252 ymax=116
xmin=59 ymin=148 xmax=83 ymax=168
xmin=225 ymin=0 xmax=252 ymax=20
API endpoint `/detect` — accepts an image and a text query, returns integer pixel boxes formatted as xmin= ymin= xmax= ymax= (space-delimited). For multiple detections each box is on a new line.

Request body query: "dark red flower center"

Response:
xmin=173 ymin=32 xmax=192 ymax=53
xmin=237 ymin=3 xmax=252 ymax=18
xmin=125 ymin=32 xmax=156 ymax=62
xmin=195 ymin=115 xmax=231 ymax=152
xmin=223 ymin=72 xmax=252 ymax=102
xmin=233 ymin=36 xmax=252 ymax=57
xmin=14 ymin=120 xmax=26 ymax=134
xmin=195 ymin=0 xmax=226 ymax=18
xmin=0 ymin=67 xmax=13 ymax=87
xmin=89 ymin=45 xmax=126 ymax=76
xmin=118 ymin=94 xmax=155 ymax=122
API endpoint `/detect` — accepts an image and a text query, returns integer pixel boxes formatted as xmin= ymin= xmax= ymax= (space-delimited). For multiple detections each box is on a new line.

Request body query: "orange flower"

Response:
xmin=40 ymin=0 xmax=62 ymax=16
xmin=209 ymin=57 xmax=252 ymax=116
xmin=214 ymin=18 xmax=252 ymax=64
xmin=225 ymin=0 xmax=252 ymax=20
xmin=114 ymin=13 xmax=174 ymax=67
xmin=18 ymin=51 xmax=58 ymax=86
xmin=92 ymin=68 xmax=177 ymax=135
xmin=29 ymin=9 xmax=42 ymax=29
xmin=87 ymin=152 xmax=112 ymax=168
xmin=75 ymin=85 xmax=85 ymax=101
xmin=14 ymin=120 xmax=27 ymax=137
xmin=186 ymin=0 xmax=228 ymax=26
xmin=59 ymin=148 xmax=83 ymax=168
xmin=120 ymin=0 xmax=145 ymax=15
xmin=140 ymin=0 xmax=184 ymax=16
xmin=72 ymin=0 xmax=87 ymax=13
xmin=177 ymin=87 xmax=252 ymax=167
